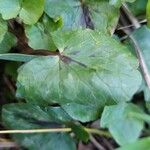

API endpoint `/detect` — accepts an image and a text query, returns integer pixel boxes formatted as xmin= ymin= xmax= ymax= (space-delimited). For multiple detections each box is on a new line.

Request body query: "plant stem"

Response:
xmin=85 ymin=128 xmax=112 ymax=138
xmin=117 ymin=19 xmax=147 ymax=30
xmin=122 ymin=3 xmax=141 ymax=29
xmin=129 ymin=35 xmax=150 ymax=89
xmin=0 ymin=128 xmax=72 ymax=134
xmin=121 ymin=3 xmax=150 ymax=89
xmin=0 ymin=127 xmax=111 ymax=137
xmin=102 ymin=138 xmax=114 ymax=150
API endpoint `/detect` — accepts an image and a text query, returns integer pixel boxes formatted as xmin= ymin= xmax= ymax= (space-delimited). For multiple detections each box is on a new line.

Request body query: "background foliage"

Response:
xmin=0 ymin=0 xmax=150 ymax=150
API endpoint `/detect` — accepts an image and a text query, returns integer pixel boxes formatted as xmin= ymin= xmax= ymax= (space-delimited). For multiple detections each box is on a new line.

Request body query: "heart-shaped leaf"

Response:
xmin=16 ymin=29 xmax=141 ymax=122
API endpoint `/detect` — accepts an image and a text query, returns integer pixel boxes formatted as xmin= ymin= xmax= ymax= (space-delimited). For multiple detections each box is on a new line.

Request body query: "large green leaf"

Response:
xmin=2 ymin=103 xmax=76 ymax=150
xmin=100 ymin=103 xmax=144 ymax=145
xmin=44 ymin=0 xmax=119 ymax=33
xmin=117 ymin=138 xmax=150 ymax=150
xmin=16 ymin=29 xmax=141 ymax=122
xmin=0 ymin=0 xmax=44 ymax=24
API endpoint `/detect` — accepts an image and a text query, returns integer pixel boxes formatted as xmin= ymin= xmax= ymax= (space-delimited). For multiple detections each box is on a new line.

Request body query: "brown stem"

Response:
xmin=3 ymin=76 xmax=16 ymax=95
xmin=121 ymin=3 xmax=150 ymax=89
xmin=129 ymin=35 xmax=150 ymax=89
xmin=122 ymin=3 xmax=141 ymax=29
xmin=28 ymin=50 xmax=59 ymax=56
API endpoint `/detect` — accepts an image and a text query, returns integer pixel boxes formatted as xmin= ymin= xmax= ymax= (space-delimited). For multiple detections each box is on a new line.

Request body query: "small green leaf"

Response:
xmin=25 ymin=24 xmax=54 ymax=50
xmin=69 ymin=123 xmax=89 ymax=142
xmin=2 ymin=103 xmax=76 ymax=150
xmin=100 ymin=103 xmax=144 ymax=145
xmin=43 ymin=14 xmax=62 ymax=32
xmin=0 ymin=0 xmax=20 ymax=20
xmin=19 ymin=0 xmax=44 ymax=25
xmin=0 ymin=32 xmax=16 ymax=53
xmin=25 ymin=15 xmax=57 ymax=51
xmin=0 ymin=0 xmax=44 ymax=24
xmin=117 ymin=138 xmax=150 ymax=150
